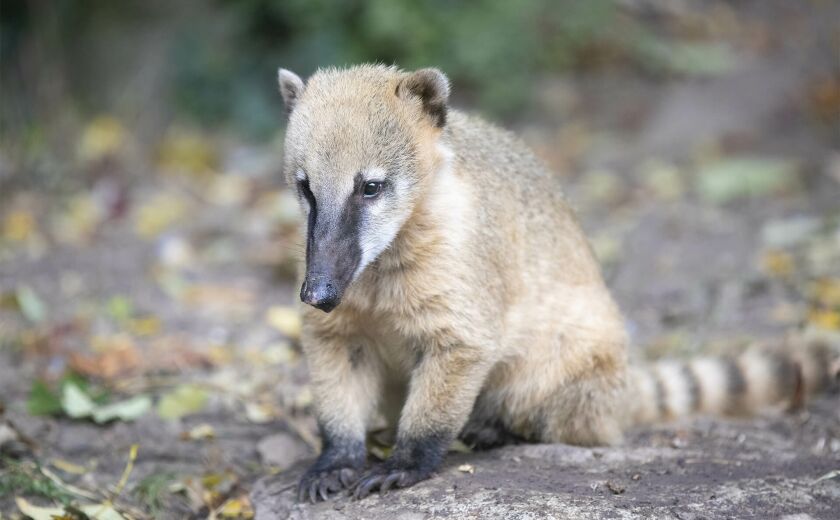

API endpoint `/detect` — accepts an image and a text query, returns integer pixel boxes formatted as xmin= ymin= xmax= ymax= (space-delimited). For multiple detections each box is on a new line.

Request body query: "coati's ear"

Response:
xmin=396 ymin=68 xmax=450 ymax=128
xmin=277 ymin=68 xmax=305 ymax=116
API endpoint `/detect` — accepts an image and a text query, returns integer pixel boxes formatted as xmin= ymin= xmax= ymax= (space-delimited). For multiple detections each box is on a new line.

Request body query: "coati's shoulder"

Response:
xmin=444 ymin=110 xmax=559 ymax=182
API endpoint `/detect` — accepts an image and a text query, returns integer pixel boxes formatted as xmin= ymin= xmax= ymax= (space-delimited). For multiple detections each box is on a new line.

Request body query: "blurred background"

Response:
xmin=1 ymin=0 xmax=839 ymax=517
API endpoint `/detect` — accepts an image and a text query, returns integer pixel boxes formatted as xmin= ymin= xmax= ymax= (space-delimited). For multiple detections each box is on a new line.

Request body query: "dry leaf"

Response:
xmin=265 ymin=306 xmax=301 ymax=339
xmin=3 ymin=209 xmax=36 ymax=242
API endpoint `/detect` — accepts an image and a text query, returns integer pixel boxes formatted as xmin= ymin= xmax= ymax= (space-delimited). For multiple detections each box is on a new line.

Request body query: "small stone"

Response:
xmin=257 ymin=432 xmax=311 ymax=471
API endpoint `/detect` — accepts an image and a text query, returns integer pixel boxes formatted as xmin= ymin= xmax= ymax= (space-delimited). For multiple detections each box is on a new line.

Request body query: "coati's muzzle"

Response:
xmin=300 ymin=207 xmax=361 ymax=313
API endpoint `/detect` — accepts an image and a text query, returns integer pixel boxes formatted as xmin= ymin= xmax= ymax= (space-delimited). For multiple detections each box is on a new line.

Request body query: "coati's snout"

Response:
xmin=298 ymin=187 xmax=363 ymax=312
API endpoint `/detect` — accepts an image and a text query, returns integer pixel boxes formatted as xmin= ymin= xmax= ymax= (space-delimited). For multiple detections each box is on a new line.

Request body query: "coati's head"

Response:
xmin=277 ymin=65 xmax=451 ymax=312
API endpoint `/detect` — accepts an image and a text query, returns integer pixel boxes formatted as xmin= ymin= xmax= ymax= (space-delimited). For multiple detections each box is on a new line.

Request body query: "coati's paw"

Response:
xmin=352 ymin=463 xmax=430 ymax=499
xmin=298 ymin=466 xmax=359 ymax=504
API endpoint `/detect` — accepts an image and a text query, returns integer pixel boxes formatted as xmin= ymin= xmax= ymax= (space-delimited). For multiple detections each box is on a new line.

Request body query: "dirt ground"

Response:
xmin=1 ymin=1 xmax=839 ymax=518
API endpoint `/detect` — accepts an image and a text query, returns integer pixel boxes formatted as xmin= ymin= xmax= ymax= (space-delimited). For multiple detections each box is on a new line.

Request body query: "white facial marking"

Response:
xmin=354 ymin=167 xmax=398 ymax=279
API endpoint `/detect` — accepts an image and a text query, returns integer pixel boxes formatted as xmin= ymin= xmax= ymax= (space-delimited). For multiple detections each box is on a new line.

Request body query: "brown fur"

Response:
xmin=277 ymin=64 xmax=840 ymax=502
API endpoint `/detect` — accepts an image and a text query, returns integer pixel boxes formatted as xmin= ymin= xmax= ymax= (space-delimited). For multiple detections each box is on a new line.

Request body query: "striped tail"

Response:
xmin=628 ymin=336 xmax=840 ymax=425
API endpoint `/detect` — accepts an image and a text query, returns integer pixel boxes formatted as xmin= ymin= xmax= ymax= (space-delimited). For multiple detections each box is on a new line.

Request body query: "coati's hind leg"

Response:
xmin=459 ymin=393 xmax=527 ymax=450
xmin=491 ymin=345 xmax=627 ymax=447
xmin=459 ymin=417 xmax=526 ymax=450
xmin=537 ymin=371 xmax=626 ymax=446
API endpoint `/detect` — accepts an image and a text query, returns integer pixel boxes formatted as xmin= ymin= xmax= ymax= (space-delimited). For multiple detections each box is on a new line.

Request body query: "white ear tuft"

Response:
xmin=277 ymin=68 xmax=305 ymax=116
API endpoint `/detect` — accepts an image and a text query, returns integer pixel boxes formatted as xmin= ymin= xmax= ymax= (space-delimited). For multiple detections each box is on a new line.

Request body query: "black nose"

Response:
xmin=300 ymin=279 xmax=340 ymax=312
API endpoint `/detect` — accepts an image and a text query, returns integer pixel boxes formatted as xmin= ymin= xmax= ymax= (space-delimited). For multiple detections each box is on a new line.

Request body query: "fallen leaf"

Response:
xmin=457 ymin=464 xmax=475 ymax=474
xmin=157 ymin=384 xmax=209 ymax=420
xmin=27 ymin=379 xmax=62 ymax=416
xmin=639 ymin=159 xmax=684 ymax=200
xmin=245 ymin=402 xmax=274 ymax=424
xmin=16 ymin=496 xmax=124 ymax=520
xmin=3 ymin=209 xmax=36 ymax=242
xmin=761 ymin=216 xmax=821 ymax=248
xmin=61 ymin=382 xmax=97 ymax=419
xmin=449 ymin=440 xmax=473 ymax=454
xmin=207 ymin=175 xmax=251 ymax=207
xmin=70 ymin=337 xmax=142 ymax=380
xmin=50 ymin=458 xmax=87 ymax=475
xmin=183 ymin=423 xmax=216 ymax=440
xmin=219 ymin=494 xmax=254 ymax=519
xmin=79 ymin=115 xmax=126 ymax=162
xmin=808 ymin=309 xmax=840 ymax=331
xmin=809 ymin=278 xmax=840 ymax=308
xmin=761 ymin=250 xmax=794 ymax=278
xmin=127 ymin=316 xmax=161 ymax=336
xmin=265 ymin=306 xmax=301 ymax=339
xmin=696 ymin=157 xmax=800 ymax=204
xmin=16 ymin=285 xmax=47 ymax=323
xmin=157 ymin=129 xmax=218 ymax=177
xmin=51 ymin=193 xmax=106 ymax=244
xmin=133 ymin=193 xmax=189 ymax=238
xmin=92 ymin=394 xmax=152 ymax=423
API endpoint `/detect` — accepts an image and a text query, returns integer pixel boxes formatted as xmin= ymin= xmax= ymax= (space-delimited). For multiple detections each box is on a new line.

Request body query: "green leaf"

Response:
xmin=27 ymin=379 xmax=62 ymax=416
xmin=16 ymin=286 xmax=46 ymax=323
xmin=696 ymin=157 xmax=799 ymax=204
xmin=156 ymin=384 xmax=208 ymax=420
xmin=92 ymin=394 xmax=152 ymax=423
xmin=105 ymin=295 xmax=134 ymax=323
xmin=61 ymin=382 xmax=96 ymax=419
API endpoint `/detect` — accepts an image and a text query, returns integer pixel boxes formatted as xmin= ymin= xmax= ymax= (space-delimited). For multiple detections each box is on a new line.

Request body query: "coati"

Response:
xmin=275 ymin=64 xmax=840 ymax=502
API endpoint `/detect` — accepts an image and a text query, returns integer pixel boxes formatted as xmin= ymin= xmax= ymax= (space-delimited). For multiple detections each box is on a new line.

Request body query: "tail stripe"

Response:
xmin=689 ymin=358 xmax=729 ymax=414
xmin=722 ymin=358 xmax=747 ymax=410
xmin=655 ymin=361 xmax=694 ymax=418
xmin=682 ymin=363 xmax=701 ymax=413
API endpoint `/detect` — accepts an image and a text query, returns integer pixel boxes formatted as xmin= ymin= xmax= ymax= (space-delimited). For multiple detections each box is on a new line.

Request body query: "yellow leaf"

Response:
xmin=220 ymin=495 xmax=254 ymax=519
xmin=809 ymin=309 xmax=840 ymax=330
xmin=810 ymin=278 xmax=840 ymax=308
xmin=51 ymin=458 xmax=87 ymax=475
xmin=52 ymin=194 xmax=104 ymax=244
xmin=761 ymin=250 xmax=794 ymax=278
xmin=127 ymin=316 xmax=161 ymax=336
xmin=133 ymin=193 xmax=188 ymax=238
xmin=183 ymin=423 xmax=216 ymax=440
xmin=245 ymin=402 xmax=274 ymax=424
xmin=457 ymin=463 xmax=475 ymax=474
xmin=3 ymin=210 xmax=35 ymax=242
xmin=157 ymin=384 xmax=209 ymax=420
xmin=79 ymin=116 xmax=126 ymax=162
xmin=157 ymin=129 xmax=218 ymax=176
xmin=265 ymin=306 xmax=301 ymax=339
xmin=208 ymin=175 xmax=251 ymax=207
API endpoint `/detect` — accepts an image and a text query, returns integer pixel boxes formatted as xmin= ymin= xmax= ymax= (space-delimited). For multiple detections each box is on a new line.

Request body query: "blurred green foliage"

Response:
xmin=0 ymin=0 xmax=667 ymax=144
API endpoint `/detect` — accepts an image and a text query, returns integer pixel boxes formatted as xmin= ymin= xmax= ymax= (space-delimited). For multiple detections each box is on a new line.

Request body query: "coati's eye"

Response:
xmin=363 ymin=181 xmax=384 ymax=198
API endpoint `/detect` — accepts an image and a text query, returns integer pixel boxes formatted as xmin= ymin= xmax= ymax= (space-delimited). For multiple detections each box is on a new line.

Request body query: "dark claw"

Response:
xmin=308 ymin=479 xmax=319 ymax=504
xmin=354 ymin=474 xmax=385 ymax=500
xmin=380 ymin=472 xmax=404 ymax=494
xmin=339 ymin=468 xmax=357 ymax=488
xmin=318 ymin=478 xmax=330 ymax=502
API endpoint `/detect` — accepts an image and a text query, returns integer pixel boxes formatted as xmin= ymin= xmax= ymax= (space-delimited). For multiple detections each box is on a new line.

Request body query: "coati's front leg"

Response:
xmin=353 ymin=342 xmax=491 ymax=499
xmin=297 ymin=335 xmax=379 ymax=503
